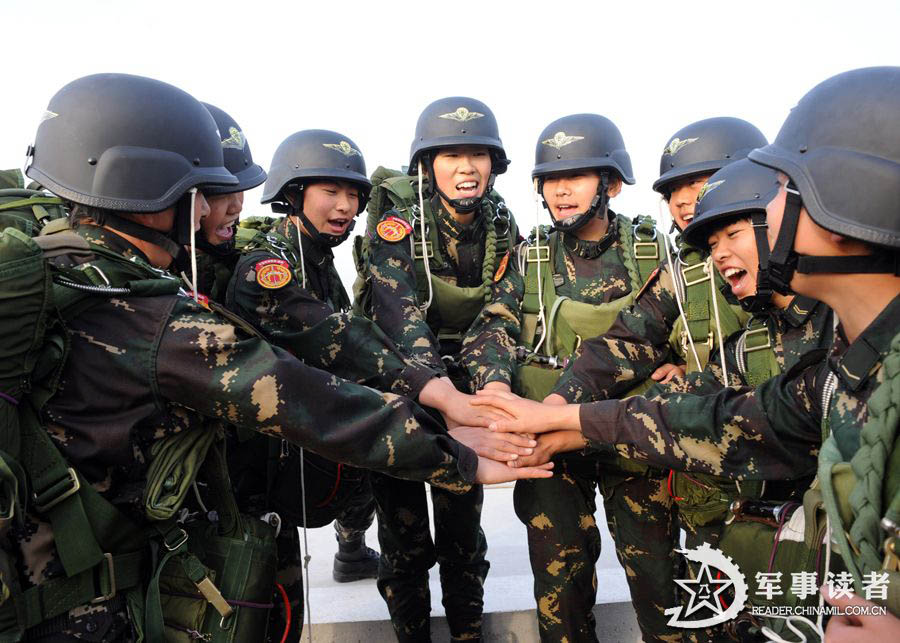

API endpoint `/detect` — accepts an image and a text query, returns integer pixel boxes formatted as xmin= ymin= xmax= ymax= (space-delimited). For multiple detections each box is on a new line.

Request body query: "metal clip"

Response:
xmin=526 ymin=245 xmax=550 ymax=263
xmin=413 ymin=240 xmax=434 ymax=259
xmin=91 ymin=553 xmax=116 ymax=603
xmin=633 ymin=241 xmax=659 ymax=261
xmin=681 ymin=260 xmax=710 ymax=287
xmin=743 ymin=326 xmax=772 ymax=353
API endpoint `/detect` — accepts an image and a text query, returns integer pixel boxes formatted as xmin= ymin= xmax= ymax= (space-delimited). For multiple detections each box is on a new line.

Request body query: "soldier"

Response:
xmin=354 ymin=96 xmax=524 ymax=641
xmin=7 ymin=73 xmax=551 ymax=641
xmin=510 ymin=113 xmax=679 ymax=643
xmin=475 ymin=65 xmax=900 ymax=633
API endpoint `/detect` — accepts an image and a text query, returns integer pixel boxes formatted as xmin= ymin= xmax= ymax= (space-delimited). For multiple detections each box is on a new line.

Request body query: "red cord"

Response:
xmin=667 ymin=470 xmax=684 ymax=501
xmin=316 ymin=463 xmax=342 ymax=507
xmin=276 ymin=582 xmax=291 ymax=643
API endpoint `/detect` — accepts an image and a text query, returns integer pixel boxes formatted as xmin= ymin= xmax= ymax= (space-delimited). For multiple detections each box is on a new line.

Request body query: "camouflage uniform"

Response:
xmin=513 ymin=218 xmax=682 ymax=643
xmin=363 ymin=193 xmax=523 ymax=641
xmin=14 ymin=225 xmax=478 ymax=641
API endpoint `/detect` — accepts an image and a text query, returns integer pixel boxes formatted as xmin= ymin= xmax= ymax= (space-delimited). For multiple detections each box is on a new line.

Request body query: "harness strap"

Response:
xmin=736 ymin=316 xmax=780 ymax=388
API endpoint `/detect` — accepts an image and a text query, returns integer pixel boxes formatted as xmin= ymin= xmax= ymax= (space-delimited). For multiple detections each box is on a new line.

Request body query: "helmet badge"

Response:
xmin=541 ymin=131 xmax=585 ymax=150
xmin=221 ymin=126 xmax=246 ymax=150
xmin=439 ymin=107 xmax=484 ymax=122
xmin=697 ymin=179 xmax=725 ymax=202
xmin=664 ymin=136 xmax=699 ymax=156
xmin=323 ymin=141 xmax=361 ymax=157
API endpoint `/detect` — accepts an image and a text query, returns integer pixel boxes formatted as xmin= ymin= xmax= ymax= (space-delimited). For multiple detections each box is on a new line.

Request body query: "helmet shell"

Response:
xmin=201 ymin=103 xmax=267 ymax=195
xmin=749 ymin=66 xmax=900 ymax=249
xmin=532 ymin=113 xmax=635 ymax=184
xmin=653 ymin=117 xmax=768 ymax=195
xmin=407 ymin=97 xmax=508 ymax=175
xmin=26 ymin=73 xmax=236 ymax=212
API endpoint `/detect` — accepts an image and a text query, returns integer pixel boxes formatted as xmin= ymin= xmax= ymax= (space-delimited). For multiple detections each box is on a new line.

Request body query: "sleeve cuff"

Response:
xmin=394 ymin=362 xmax=441 ymax=399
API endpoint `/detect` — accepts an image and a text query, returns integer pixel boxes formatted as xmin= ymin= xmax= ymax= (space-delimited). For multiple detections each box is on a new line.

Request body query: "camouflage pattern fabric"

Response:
xmin=13 ymin=225 xmax=477 ymax=641
xmin=362 ymin=195 xmax=521 ymax=640
xmin=514 ymin=225 xmax=681 ymax=642
xmin=579 ymin=296 xmax=900 ymax=481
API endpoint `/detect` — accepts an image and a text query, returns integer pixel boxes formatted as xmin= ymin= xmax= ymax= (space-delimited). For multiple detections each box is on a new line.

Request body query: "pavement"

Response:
xmin=298 ymin=482 xmax=643 ymax=642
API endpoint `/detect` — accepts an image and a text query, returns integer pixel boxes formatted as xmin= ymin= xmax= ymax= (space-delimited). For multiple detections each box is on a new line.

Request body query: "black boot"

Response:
xmin=333 ymin=526 xmax=380 ymax=583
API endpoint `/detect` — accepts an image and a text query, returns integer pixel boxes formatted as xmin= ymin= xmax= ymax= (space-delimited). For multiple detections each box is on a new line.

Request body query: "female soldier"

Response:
xmin=356 ymin=96 xmax=524 ymax=642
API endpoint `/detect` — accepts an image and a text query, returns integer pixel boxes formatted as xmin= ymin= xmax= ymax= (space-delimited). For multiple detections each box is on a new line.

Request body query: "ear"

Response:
xmin=606 ymin=176 xmax=623 ymax=198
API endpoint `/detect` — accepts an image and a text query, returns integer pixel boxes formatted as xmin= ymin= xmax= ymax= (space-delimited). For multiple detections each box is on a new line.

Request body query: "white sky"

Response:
xmin=4 ymin=0 xmax=899 ymax=289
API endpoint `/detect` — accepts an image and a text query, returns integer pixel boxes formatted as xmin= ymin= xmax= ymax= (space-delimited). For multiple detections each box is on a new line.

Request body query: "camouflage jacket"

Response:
xmin=365 ymin=194 xmax=524 ymax=391
xmin=193 ymin=244 xmax=238 ymax=304
xmin=226 ymin=218 xmax=438 ymax=399
xmin=17 ymin=226 xmax=477 ymax=632
xmin=580 ymin=294 xmax=899 ymax=481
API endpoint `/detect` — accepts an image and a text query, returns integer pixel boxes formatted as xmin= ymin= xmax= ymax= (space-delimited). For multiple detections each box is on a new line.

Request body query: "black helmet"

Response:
xmin=653 ymin=117 xmax=768 ymax=196
xmin=749 ymin=67 xmax=900 ymax=292
xmin=682 ymin=160 xmax=781 ymax=313
xmin=532 ymin=113 xmax=634 ymax=235
xmin=408 ymin=97 xmax=508 ymax=214
xmin=201 ymin=103 xmax=267 ymax=195
xmin=26 ymin=73 xmax=236 ymax=212
xmin=261 ymin=129 xmax=371 ymax=248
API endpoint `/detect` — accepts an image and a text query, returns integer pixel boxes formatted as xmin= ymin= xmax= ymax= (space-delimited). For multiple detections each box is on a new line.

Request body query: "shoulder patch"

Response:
xmin=634 ymin=267 xmax=661 ymax=301
xmin=494 ymin=251 xmax=510 ymax=282
xmin=255 ymin=258 xmax=292 ymax=289
xmin=376 ymin=217 xmax=410 ymax=242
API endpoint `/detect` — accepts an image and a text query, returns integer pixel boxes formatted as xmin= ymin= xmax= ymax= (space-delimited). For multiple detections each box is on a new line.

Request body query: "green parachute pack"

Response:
xmin=0 ymin=173 xmax=277 ymax=642
xmin=352 ymin=166 xmax=518 ymax=344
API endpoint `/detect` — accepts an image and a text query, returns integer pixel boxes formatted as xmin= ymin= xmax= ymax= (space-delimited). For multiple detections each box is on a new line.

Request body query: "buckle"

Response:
xmin=682 ymin=330 xmax=714 ymax=353
xmin=526 ymin=245 xmax=550 ymax=263
xmin=633 ymin=222 xmax=658 ymax=242
xmin=34 ymin=467 xmax=81 ymax=513
xmin=743 ymin=327 xmax=772 ymax=353
xmin=633 ymin=241 xmax=659 ymax=261
xmin=164 ymin=528 xmax=189 ymax=552
xmin=91 ymin=553 xmax=116 ymax=603
xmin=681 ymin=261 xmax=710 ymax=287
xmin=413 ymin=240 xmax=433 ymax=260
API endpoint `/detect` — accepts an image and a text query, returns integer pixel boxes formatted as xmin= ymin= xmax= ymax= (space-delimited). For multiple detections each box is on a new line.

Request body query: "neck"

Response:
xmin=438 ymin=196 xmax=476 ymax=225
xmin=574 ymin=211 xmax=611 ymax=242
xmin=771 ymin=292 xmax=793 ymax=310
xmin=102 ymin=225 xmax=173 ymax=268
xmin=289 ymin=215 xmax=311 ymax=238
xmin=803 ymin=273 xmax=900 ymax=343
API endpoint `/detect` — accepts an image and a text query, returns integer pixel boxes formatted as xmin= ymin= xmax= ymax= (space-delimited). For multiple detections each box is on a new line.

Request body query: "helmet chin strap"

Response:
xmin=741 ymin=210 xmax=777 ymax=313
xmin=545 ymin=173 xmax=610 ymax=236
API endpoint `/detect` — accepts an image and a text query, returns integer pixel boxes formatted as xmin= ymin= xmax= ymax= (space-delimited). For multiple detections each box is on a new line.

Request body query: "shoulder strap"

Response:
xmin=735 ymin=315 xmax=781 ymax=388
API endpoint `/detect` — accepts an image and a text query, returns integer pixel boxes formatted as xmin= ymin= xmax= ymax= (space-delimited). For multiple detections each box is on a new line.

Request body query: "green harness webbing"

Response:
xmin=735 ymin=315 xmax=782 ymax=389
xmin=819 ymin=330 xmax=900 ymax=612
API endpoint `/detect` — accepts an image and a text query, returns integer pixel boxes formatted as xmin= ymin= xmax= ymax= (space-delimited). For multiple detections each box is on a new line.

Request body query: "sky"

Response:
xmin=3 ymin=0 xmax=899 ymax=288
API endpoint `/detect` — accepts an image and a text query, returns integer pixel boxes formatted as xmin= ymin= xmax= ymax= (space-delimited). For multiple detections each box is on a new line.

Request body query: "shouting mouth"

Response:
xmin=723 ymin=266 xmax=750 ymax=297
xmin=325 ymin=217 xmax=351 ymax=235
xmin=455 ymin=180 xmax=480 ymax=199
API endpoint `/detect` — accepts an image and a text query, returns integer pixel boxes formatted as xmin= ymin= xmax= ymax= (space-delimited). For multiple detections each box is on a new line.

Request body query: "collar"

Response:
xmin=432 ymin=195 xmax=485 ymax=242
xmin=76 ymin=224 xmax=153 ymax=264
xmin=781 ymin=295 xmax=820 ymax=327
xmin=829 ymin=293 xmax=900 ymax=392
xmin=280 ymin=218 xmax=333 ymax=267
xmin=561 ymin=211 xmax=619 ymax=259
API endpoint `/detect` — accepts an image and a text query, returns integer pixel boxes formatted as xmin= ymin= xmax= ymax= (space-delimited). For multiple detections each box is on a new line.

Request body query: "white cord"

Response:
xmin=299 ymin=446 xmax=313 ymax=643
xmin=532 ymin=178 xmax=549 ymax=355
xmin=708 ymin=255 xmax=730 ymax=385
xmin=659 ymin=198 xmax=702 ymax=371
xmin=188 ymin=187 xmax=199 ymax=302
xmin=294 ymin=217 xmax=307 ymax=289
xmin=417 ymin=160 xmax=434 ymax=311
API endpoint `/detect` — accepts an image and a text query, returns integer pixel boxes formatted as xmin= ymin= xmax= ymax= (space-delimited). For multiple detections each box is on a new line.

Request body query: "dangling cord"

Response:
xmin=275 ymin=582 xmax=291 ymax=643
xmin=293 ymin=217 xmax=308 ymax=290
xmin=707 ymin=255 xmax=730 ymax=385
xmin=659 ymin=197 xmax=701 ymax=371
xmin=417 ymin=160 xmax=434 ymax=311
xmin=532 ymin=178 xmax=549 ymax=355
xmin=298 ymin=447 xmax=313 ymax=642
xmin=189 ymin=188 xmax=199 ymax=302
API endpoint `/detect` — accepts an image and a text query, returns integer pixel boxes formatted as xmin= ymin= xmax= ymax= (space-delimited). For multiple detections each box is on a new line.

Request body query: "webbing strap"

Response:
xmin=738 ymin=316 xmax=780 ymax=388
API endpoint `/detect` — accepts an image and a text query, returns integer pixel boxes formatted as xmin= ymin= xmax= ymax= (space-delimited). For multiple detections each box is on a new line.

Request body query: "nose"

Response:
xmin=335 ymin=189 xmax=352 ymax=213
xmin=712 ymin=237 xmax=732 ymax=264
xmin=555 ymin=179 xmax=572 ymax=196
xmin=228 ymin=192 xmax=243 ymax=216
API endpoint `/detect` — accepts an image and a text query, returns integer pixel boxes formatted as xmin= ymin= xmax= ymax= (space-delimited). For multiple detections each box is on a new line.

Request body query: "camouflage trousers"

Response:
xmin=371 ymin=472 xmax=489 ymax=642
xmin=267 ymin=454 xmax=376 ymax=643
xmin=514 ymin=452 xmax=682 ymax=643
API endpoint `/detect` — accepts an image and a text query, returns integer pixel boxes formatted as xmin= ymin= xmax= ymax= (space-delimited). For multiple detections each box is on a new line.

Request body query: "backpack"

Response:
xmin=0 ymin=192 xmax=276 ymax=641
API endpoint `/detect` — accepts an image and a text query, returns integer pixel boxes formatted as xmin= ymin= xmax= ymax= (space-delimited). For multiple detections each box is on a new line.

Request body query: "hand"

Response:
xmin=472 ymin=389 xmax=582 ymax=434
xmin=419 ymin=378 xmax=509 ymax=429
xmin=542 ymin=393 xmax=568 ymax=406
xmin=449 ymin=426 xmax=536 ymax=462
xmin=475 ymin=456 xmax=553 ymax=484
xmin=481 ymin=381 xmax=512 ymax=393
xmin=651 ymin=363 xmax=685 ymax=384
xmin=509 ymin=430 xmax=586 ymax=468
xmin=822 ymin=585 xmax=900 ymax=641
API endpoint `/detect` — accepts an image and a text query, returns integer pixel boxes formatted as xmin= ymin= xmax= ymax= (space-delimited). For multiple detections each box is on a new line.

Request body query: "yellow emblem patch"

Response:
xmin=255 ymin=258 xmax=292 ymax=289
xmin=494 ymin=251 xmax=510 ymax=282
xmin=376 ymin=218 xmax=409 ymax=242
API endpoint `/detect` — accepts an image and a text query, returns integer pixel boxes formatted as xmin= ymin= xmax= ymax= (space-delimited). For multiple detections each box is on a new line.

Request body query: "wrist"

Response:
xmin=419 ymin=377 xmax=457 ymax=412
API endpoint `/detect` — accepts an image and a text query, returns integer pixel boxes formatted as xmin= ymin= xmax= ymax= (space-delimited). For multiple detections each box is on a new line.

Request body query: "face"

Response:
xmin=542 ymin=170 xmax=602 ymax=221
xmin=430 ymin=145 xmax=492 ymax=202
xmin=299 ymin=181 xmax=360 ymax=237
xmin=201 ymin=192 xmax=244 ymax=244
xmin=667 ymin=174 xmax=712 ymax=230
xmin=708 ymin=218 xmax=757 ymax=299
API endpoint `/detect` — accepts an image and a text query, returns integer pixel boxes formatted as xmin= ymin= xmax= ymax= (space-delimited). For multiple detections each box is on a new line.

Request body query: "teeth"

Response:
xmin=683 ymin=214 xmax=694 ymax=222
xmin=724 ymin=268 xmax=745 ymax=278
xmin=457 ymin=181 xmax=477 ymax=189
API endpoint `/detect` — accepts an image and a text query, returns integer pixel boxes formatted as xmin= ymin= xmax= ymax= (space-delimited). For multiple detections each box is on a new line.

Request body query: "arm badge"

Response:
xmin=255 ymin=258 xmax=293 ymax=289
xmin=493 ymin=251 xmax=510 ymax=282
xmin=376 ymin=216 xmax=412 ymax=242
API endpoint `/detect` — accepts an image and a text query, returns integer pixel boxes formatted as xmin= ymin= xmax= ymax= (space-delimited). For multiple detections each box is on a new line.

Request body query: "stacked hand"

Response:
xmin=469 ymin=389 xmax=582 ymax=435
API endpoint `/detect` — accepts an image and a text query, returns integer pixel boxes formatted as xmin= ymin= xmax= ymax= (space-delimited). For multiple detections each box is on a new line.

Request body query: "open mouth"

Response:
xmin=455 ymin=180 xmax=480 ymax=198
xmin=555 ymin=204 xmax=579 ymax=218
xmin=723 ymin=266 xmax=749 ymax=296
xmin=681 ymin=213 xmax=694 ymax=223
xmin=325 ymin=217 xmax=351 ymax=234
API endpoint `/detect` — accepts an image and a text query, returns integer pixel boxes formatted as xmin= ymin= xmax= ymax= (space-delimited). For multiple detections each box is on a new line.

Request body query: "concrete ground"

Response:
xmin=298 ymin=482 xmax=642 ymax=642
